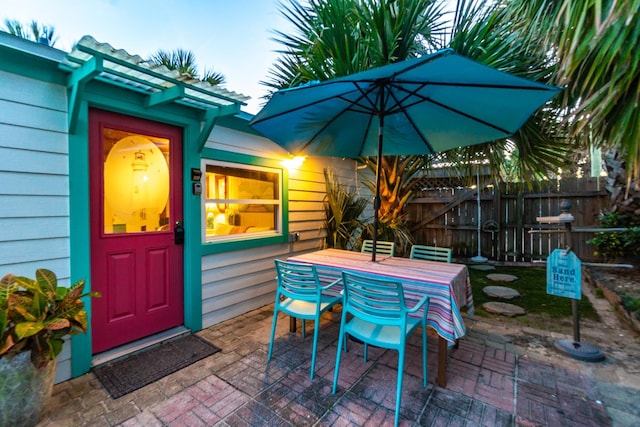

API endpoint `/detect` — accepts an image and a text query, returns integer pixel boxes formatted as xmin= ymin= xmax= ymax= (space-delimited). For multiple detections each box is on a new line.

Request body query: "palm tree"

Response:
xmin=3 ymin=19 xmax=57 ymax=46
xmin=497 ymin=0 xmax=639 ymax=216
xmin=149 ymin=49 xmax=225 ymax=85
xmin=323 ymin=169 xmax=369 ymax=249
xmin=265 ymin=0 xmax=571 ymax=253
xmin=264 ymin=0 xmax=448 ymax=253
xmin=428 ymin=0 xmax=571 ymax=185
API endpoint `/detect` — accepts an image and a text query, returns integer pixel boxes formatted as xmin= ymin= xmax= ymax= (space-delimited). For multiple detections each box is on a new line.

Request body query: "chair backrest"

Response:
xmin=410 ymin=245 xmax=452 ymax=263
xmin=341 ymin=270 xmax=407 ymax=327
xmin=274 ymin=260 xmax=322 ymax=302
xmin=361 ymin=240 xmax=395 ymax=256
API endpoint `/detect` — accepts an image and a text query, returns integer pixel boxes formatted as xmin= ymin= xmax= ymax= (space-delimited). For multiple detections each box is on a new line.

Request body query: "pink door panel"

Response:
xmin=89 ymin=109 xmax=184 ymax=354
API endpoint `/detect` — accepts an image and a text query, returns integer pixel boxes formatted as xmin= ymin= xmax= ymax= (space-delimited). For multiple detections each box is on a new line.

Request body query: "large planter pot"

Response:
xmin=0 ymin=352 xmax=56 ymax=427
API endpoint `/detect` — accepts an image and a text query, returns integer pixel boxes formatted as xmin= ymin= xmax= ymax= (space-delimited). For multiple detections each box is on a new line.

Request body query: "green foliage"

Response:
xmin=501 ymin=0 xmax=640 ymax=183
xmin=2 ymin=18 xmax=57 ymax=46
xmin=360 ymin=156 xmax=422 ymax=255
xmin=620 ymin=294 xmax=640 ymax=318
xmin=441 ymin=0 xmax=571 ymax=186
xmin=587 ymin=212 xmax=640 ymax=260
xmin=268 ymin=0 xmax=447 ymax=255
xmin=0 ymin=269 xmax=100 ymax=368
xmin=149 ymin=49 xmax=226 ymax=85
xmin=268 ymin=0 xmax=576 ymax=254
xmin=265 ymin=0 xmax=446 ymax=91
xmin=323 ymin=169 xmax=368 ymax=250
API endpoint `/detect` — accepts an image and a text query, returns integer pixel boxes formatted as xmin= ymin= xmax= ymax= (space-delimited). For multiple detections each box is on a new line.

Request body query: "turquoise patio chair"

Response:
xmin=410 ymin=244 xmax=453 ymax=263
xmin=332 ymin=271 xmax=429 ymax=427
xmin=269 ymin=259 xmax=343 ymax=380
xmin=361 ymin=239 xmax=395 ymax=256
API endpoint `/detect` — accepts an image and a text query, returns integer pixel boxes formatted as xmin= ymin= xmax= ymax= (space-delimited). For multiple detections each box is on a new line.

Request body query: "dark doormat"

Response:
xmin=93 ymin=334 xmax=221 ymax=399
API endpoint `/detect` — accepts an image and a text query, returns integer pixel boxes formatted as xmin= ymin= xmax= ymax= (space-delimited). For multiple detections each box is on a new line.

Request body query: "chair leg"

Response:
xmin=422 ymin=324 xmax=427 ymax=387
xmin=310 ymin=317 xmax=320 ymax=380
xmin=332 ymin=318 xmax=347 ymax=394
xmin=302 ymin=319 xmax=306 ymax=338
xmin=394 ymin=349 xmax=405 ymax=427
xmin=268 ymin=308 xmax=279 ymax=361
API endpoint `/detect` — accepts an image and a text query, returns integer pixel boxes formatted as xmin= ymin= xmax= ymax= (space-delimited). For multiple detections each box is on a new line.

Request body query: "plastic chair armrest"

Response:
xmin=406 ymin=295 xmax=429 ymax=317
xmin=321 ymin=277 xmax=343 ymax=291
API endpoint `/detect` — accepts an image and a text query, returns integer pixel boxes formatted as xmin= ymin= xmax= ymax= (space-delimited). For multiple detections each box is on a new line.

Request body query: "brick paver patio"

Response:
xmin=36 ymin=305 xmax=638 ymax=426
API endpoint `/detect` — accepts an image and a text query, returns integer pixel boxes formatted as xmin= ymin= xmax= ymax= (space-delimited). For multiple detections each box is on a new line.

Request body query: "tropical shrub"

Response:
xmin=1 ymin=269 xmax=100 ymax=368
xmin=323 ymin=169 xmax=368 ymax=250
xmin=587 ymin=212 xmax=640 ymax=261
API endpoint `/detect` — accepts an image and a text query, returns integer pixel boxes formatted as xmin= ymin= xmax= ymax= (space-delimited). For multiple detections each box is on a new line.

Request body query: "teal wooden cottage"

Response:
xmin=0 ymin=32 xmax=355 ymax=384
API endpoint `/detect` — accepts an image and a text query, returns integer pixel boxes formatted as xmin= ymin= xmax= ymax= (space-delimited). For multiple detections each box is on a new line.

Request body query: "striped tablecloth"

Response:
xmin=287 ymin=249 xmax=473 ymax=344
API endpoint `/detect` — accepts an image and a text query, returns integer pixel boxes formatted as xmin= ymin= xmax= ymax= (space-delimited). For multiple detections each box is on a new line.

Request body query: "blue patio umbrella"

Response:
xmin=250 ymin=49 xmax=560 ymax=260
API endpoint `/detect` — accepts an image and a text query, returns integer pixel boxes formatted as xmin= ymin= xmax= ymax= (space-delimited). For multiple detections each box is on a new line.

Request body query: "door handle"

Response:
xmin=174 ymin=221 xmax=184 ymax=244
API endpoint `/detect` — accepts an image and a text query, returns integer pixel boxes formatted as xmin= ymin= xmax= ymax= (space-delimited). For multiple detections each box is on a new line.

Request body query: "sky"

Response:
xmin=1 ymin=0 xmax=456 ymax=115
xmin=0 ymin=0 xmax=295 ymax=114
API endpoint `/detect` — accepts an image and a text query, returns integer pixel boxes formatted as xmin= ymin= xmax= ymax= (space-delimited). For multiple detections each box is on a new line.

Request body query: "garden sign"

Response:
xmin=546 ymin=248 xmax=582 ymax=300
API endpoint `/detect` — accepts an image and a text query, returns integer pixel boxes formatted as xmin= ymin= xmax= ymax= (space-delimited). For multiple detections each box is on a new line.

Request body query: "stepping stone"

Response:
xmin=482 ymin=301 xmax=526 ymax=317
xmin=486 ymin=273 xmax=518 ymax=282
xmin=483 ymin=285 xmax=520 ymax=300
xmin=470 ymin=264 xmax=496 ymax=271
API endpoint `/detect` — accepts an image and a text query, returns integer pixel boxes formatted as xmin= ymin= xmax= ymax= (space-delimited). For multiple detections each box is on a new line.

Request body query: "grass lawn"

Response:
xmin=468 ymin=265 xmax=600 ymax=325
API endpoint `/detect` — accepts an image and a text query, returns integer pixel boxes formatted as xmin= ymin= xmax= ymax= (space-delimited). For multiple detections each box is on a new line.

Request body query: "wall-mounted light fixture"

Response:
xmin=282 ymin=155 xmax=306 ymax=170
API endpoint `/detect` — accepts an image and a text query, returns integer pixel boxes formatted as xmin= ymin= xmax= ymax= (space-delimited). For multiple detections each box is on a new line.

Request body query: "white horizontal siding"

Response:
xmin=0 ymin=217 xmax=69 ymax=241
xmin=0 ymin=259 xmax=69 ymax=283
xmin=201 ymin=243 xmax=287 ymax=328
xmin=54 ymin=337 xmax=71 ymax=384
xmin=0 ymin=237 xmax=69 ymax=267
xmin=0 ymin=147 xmax=68 ymax=175
xmin=0 ymin=123 xmax=68 ymax=153
xmin=0 ymin=70 xmax=67 ymax=113
xmin=207 ymin=125 xmax=288 ymax=158
xmin=0 ymin=69 xmax=72 ymax=383
xmin=200 ymin=151 xmax=356 ymax=329
xmin=0 ymin=171 xmax=69 ymax=196
xmin=0 ymin=99 xmax=67 ymax=133
xmin=0 ymin=195 xmax=69 ymax=218
xmin=289 ymin=211 xmax=324 ymax=222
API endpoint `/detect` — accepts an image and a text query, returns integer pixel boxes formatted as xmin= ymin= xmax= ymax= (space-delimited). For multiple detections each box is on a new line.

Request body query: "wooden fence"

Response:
xmin=407 ymin=177 xmax=610 ymax=263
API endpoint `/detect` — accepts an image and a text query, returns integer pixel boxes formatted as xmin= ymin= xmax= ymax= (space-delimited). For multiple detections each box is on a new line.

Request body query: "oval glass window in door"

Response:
xmin=103 ymin=131 xmax=170 ymax=234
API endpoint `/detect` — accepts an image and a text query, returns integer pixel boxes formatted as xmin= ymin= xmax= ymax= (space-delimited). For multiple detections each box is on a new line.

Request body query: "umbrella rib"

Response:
xmin=386 ymin=81 xmax=543 ymax=135
xmin=296 ymin=82 xmax=380 ymax=154
xmin=251 ymin=78 xmax=389 ymax=127
xmin=384 ymin=87 xmax=435 ymax=153
xmin=426 ymin=96 xmax=513 ymax=135
xmin=250 ymin=84 xmax=371 ymax=126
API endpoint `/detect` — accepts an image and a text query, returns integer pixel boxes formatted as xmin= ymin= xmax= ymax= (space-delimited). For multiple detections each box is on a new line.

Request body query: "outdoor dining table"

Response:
xmin=286 ymin=248 xmax=474 ymax=388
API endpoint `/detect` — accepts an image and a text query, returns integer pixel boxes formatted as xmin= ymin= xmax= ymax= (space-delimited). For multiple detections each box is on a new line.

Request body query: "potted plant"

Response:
xmin=0 ymin=269 xmax=99 ymax=427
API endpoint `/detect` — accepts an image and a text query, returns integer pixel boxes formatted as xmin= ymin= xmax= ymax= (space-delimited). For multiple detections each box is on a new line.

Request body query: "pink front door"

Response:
xmin=89 ymin=109 xmax=184 ymax=354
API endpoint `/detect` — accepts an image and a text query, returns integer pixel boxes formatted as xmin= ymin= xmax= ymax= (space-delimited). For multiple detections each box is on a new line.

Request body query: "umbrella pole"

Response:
xmin=372 ymin=119 xmax=384 ymax=262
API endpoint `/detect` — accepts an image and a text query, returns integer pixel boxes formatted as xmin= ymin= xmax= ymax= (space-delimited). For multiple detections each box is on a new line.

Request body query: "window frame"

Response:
xmin=200 ymin=149 xmax=289 ymax=255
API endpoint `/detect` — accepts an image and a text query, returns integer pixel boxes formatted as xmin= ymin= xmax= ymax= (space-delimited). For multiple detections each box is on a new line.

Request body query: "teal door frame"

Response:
xmin=69 ymin=82 xmax=230 ymax=377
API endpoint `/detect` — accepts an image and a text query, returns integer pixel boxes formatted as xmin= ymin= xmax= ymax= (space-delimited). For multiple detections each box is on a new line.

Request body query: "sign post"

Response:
xmin=539 ymin=200 xmax=604 ymax=362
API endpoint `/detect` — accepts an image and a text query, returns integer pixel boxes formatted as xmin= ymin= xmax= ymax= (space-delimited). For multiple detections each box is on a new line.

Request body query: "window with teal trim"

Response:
xmin=202 ymin=160 xmax=282 ymax=242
